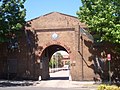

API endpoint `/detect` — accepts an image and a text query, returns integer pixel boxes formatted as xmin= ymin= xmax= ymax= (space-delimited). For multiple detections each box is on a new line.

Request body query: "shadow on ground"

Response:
xmin=50 ymin=77 xmax=69 ymax=80
xmin=0 ymin=80 xmax=34 ymax=87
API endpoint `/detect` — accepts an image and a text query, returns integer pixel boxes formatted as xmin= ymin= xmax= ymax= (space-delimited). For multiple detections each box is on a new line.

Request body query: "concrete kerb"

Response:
xmin=0 ymin=80 xmax=100 ymax=88
xmin=34 ymin=80 xmax=100 ymax=88
xmin=68 ymin=81 xmax=100 ymax=88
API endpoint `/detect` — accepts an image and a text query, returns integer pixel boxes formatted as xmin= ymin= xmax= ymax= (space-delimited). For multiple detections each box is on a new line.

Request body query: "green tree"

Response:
xmin=49 ymin=58 xmax=56 ymax=68
xmin=77 ymin=0 xmax=120 ymax=44
xmin=56 ymin=53 xmax=63 ymax=67
xmin=49 ymin=53 xmax=63 ymax=68
xmin=0 ymin=0 xmax=26 ymax=42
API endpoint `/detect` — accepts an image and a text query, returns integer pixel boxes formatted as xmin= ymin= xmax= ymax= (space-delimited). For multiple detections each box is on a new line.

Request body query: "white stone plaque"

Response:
xmin=52 ymin=33 xmax=58 ymax=40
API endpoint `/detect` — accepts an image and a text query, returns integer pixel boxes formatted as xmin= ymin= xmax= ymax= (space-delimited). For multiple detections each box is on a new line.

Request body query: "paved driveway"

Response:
xmin=0 ymin=70 xmax=99 ymax=90
xmin=35 ymin=70 xmax=98 ymax=89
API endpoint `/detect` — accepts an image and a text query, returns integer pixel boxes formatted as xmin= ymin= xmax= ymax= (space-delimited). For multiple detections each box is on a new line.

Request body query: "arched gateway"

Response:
xmin=25 ymin=12 xmax=94 ymax=81
xmin=0 ymin=12 xmax=95 ymax=81
xmin=39 ymin=44 xmax=70 ymax=80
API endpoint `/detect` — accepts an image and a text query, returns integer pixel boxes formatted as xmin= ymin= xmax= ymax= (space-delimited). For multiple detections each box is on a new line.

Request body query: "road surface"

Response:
xmin=0 ymin=70 xmax=98 ymax=90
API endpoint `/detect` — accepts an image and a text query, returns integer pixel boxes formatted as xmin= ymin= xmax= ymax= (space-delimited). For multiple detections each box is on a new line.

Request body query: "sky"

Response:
xmin=24 ymin=0 xmax=82 ymax=21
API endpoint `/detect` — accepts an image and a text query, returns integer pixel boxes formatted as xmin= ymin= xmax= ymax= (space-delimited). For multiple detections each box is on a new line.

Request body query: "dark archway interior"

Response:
xmin=40 ymin=44 xmax=69 ymax=80
xmin=42 ymin=45 xmax=68 ymax=60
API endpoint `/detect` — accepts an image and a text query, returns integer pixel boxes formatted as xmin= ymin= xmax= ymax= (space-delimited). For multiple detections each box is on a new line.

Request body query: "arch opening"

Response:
xmin=39 ymin=44 xmax=70 ymax=80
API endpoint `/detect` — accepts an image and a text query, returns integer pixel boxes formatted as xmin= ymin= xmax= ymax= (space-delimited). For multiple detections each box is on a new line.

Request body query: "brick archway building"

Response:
xmin=0 ymin=12 xmax=95 ymax=81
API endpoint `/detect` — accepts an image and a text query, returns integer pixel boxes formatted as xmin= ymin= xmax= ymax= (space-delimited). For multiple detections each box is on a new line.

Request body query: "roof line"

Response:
xmin=26 ymin=12 xmax=78 ymax=22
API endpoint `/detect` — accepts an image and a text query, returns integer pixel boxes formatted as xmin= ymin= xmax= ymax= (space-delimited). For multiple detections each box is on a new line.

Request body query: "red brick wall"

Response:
xmin=0 ymin=12 xmax=95 ymax=80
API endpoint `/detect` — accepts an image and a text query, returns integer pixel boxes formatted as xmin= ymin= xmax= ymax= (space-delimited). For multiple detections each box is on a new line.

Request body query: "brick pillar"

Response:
xmin=70 ymin=25 xmax=83 ymax=81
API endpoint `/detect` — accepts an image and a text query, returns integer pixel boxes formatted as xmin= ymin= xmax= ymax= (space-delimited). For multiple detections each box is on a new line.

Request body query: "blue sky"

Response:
xmin=25 ymin=0 xmax=82 ymax=21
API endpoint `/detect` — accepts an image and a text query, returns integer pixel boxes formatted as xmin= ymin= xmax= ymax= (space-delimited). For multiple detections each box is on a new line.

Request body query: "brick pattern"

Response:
xmin=0 ymin=12 xmax=94 ymax=80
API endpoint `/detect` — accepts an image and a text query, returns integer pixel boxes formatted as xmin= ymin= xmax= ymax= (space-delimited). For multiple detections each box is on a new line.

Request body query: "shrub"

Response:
xmin=97 ymin=84 xmax=120 ymax=90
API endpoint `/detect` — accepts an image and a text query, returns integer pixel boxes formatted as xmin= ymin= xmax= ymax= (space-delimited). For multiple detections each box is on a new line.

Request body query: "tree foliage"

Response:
xmin=57 ymin=53 xmax=64 ymax=67
xmin=0 ymin=0 xmax=26 ymax=42
xmin=77 ymin=0 xmax=120 ymax=44
xmin=49 ymin=53 xmax=63 ymax=68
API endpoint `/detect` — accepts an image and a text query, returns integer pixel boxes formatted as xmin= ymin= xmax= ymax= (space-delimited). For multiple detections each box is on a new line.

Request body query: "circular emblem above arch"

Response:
xmin=51 ymin=33 xmax=59 ymax=40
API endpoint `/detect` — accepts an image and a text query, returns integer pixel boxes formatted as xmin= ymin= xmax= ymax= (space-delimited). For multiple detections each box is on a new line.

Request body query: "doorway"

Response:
xmin=40 ymin=45 xmax=71 ymax=80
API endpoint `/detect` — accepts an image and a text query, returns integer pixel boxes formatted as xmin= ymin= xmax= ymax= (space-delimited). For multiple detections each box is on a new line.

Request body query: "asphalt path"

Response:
xmin=0 ymin=86 xmax=96 ymax=90
xmin=0 ymin=70 xmax=98 ymax=90
xmin=36 ymin=70 xmax=97 ymax=90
